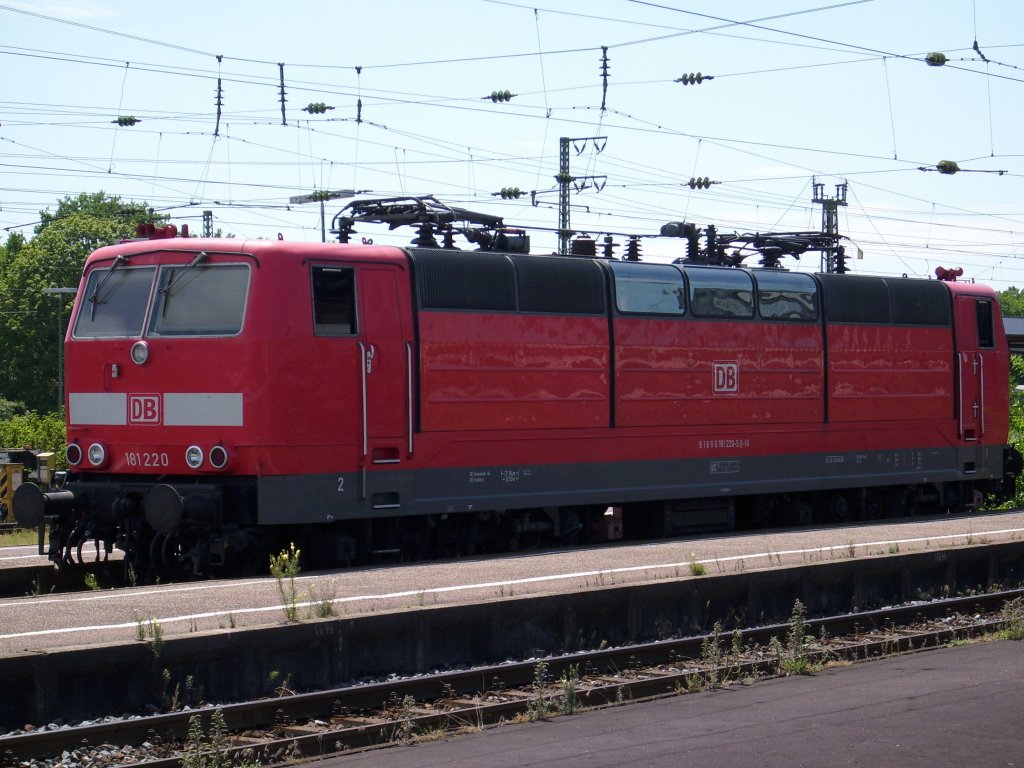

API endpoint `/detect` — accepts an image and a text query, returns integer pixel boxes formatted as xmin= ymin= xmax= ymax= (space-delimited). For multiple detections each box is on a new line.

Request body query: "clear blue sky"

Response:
xmin=2 ymin=0 xmax=1023 ymax=286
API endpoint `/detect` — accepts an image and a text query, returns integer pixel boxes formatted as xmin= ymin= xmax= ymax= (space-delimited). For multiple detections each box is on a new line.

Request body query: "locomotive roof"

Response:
xmin=83 ymin=232 xmax=996 ymax=303
xmin=85 ymin=236 xmax=410 ymax=267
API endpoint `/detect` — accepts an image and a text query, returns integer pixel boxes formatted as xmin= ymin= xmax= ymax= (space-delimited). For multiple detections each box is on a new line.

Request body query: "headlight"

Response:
xmin=87 ymin=442 xmax=107 ymax=467
xmin=209 ymin=445 xmax=229 ymax=470
xmin=130 ymin=340 xmax=150 ymax=365
xmin=185 ymin=445 xmax=204 ymax=469
xmin=66 ymin=443 xmax=83 ymax=466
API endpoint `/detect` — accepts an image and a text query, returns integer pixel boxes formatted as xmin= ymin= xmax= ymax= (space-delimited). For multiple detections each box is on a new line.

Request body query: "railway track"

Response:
xmin=3 ymin=588 xmax=1021 ymax=767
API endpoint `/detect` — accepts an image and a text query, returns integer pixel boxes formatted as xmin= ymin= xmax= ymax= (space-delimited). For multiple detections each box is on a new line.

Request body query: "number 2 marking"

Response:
xmin=337 ymin=477 xmax=345 ymax=493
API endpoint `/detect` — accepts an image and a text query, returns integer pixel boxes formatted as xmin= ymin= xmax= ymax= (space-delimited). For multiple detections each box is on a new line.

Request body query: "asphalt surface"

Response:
xmin=1 ymin=509 xmax=1024 ymax=656
xmin=325 ymin=640 xmax=1024 ymax=768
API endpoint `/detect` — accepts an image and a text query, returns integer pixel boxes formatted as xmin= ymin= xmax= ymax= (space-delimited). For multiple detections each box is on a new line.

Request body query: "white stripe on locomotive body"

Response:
xmin=163 ymin=393 xmax=243 ymax=427
xmin=69 ymin=392 xmax=244 ymax=427
xmin=69 ymin=393 xmax=126 ymax=425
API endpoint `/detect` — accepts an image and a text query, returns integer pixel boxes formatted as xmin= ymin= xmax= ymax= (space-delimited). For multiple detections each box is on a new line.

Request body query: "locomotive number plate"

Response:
xmin=124 ymin=451 xmax=170 ymax=468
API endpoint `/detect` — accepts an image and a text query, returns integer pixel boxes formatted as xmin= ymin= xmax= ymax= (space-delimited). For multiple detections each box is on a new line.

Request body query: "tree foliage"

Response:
xmin=34 ymin=191 xmax=163 ymax=237
xmin=0 ymin=193 xmax=166 ymax=413
xmin=997 ymin=287 xmax=1024 ymax=319
xmin=0 ymin=397 xmax=28 ymax=422
xmin=0 ymin=411 xmax=67 ymax=464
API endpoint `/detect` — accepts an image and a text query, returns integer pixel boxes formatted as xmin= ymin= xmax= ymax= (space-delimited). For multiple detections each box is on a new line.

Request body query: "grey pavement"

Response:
xmin=325 ymin=640 xmax=1024 ymax=768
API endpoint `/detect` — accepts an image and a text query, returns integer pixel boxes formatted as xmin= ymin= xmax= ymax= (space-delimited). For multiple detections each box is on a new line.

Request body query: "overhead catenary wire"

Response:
xmin=1 ymin=2 xmax=1021 ymax=287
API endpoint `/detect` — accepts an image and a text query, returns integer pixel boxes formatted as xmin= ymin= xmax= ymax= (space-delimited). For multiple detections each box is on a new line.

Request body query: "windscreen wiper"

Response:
xmin=88 ymin=254 xmax=128 ymax=320
xmin=159 ymin=251 xmax=207 ymax=317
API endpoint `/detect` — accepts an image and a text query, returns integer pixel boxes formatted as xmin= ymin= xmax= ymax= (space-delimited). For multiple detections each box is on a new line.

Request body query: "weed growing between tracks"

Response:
xmin=559 ymin=664 xmax=580 ymax=714
xmin=999 ymin=597 xmax=1024 ymax=639
xmin=523 ymin=659 xmax=581 ymax=721
xmin=527 ymin=660 xmax=551 ymax=721
xmin=780 ymin=599 xmax=815 ymax=675
xmin=182 ymin=709 xmax=261 ymax=768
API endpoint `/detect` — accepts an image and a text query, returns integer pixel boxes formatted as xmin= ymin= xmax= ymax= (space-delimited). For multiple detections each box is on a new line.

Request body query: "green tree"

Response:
xmin=1 ymin=231 xmax=26 ymax=265
xmin=0 ymin=397 xmax=28 ymax=422
xmin=0 ymin=193 xmax=166 ymax=413
xmin=999 ymin=288 xmax=1024 ymax=389
xmin=998 ymin=287 xmax=1024 ymax=318
xmin=35 ymin=191 xmax=162 ymax=237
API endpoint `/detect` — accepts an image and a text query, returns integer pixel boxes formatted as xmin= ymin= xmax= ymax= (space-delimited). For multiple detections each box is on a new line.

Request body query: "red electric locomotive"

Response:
xmin=13 ymin=197 xmax=1020 ymax=578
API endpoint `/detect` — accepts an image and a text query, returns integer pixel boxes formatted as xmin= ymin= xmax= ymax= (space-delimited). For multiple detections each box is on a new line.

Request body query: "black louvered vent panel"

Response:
xmin=413 ymin=250 xmax=516 ymax=311
xmin=885 ymin=278 xmax=951 ymax=326
xmin=820 ymin=274 xmax=892 ymax=323
xmin=512 ymin=255 xmax=606 ymax=315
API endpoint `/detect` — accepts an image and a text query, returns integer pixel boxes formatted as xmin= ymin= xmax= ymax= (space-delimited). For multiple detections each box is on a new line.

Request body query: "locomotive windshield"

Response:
xmin=73 ymin=261 xmax=249 ymax=339
xmin=74 ymin=265 xmax=155 ymax=338
xmin=149 ymin=263 xmax=249 ymax=337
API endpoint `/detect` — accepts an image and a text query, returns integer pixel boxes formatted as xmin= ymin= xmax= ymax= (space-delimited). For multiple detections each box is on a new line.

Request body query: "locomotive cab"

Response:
xmin=16 ymin=233 xmax=262 ymax=577
xmin=15 ymin=228 xmax=417 ymax=578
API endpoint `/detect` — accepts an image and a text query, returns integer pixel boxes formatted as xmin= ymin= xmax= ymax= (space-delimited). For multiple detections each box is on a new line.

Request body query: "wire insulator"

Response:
xmin=688 ymin=176 xmax=713 ymax=189
xmin=925 ymin=52 xmax=948 ymax=67
xmin=936 ymin=160 xmax=960 ymax=175
xmin=112 ymin=116 xmax=140 ymax=126
xmin=303 ymin=102 xmax=335 ymax=114
xmin=674 ymin=72 xmax=713 ymax=85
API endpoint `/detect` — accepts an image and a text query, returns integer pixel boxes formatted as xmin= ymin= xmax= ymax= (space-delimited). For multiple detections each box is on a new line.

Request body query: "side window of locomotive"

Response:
xmin=74 ymin=265 xmax=156 ymax=339
xmin=976 ymin=300 xmax=995 ymax=348
xmin=754 ymin=271 xmax=818 ymax=321
xmin=312 ymin=266 xmax=357 ymax=335
xmin=686 ymin=266 xmax=754 ymax=319
xmin=611 ymin=262 xmax=686 ymax=315
xmin=149 ymin=263 xmax=249 ymax=337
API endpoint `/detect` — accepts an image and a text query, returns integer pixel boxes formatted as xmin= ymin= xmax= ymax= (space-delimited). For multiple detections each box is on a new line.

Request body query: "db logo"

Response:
xmin=128 ymin=394 xmax=161 ymax=424
xmin=713 ymin=362 xmax=739 ymax=394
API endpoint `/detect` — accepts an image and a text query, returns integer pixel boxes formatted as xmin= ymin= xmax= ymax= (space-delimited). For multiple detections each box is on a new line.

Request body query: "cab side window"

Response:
xmin=312 ymin=266 xmax=357 ymax=335
xmin=976 ymin=299 xmax=994 ymax=348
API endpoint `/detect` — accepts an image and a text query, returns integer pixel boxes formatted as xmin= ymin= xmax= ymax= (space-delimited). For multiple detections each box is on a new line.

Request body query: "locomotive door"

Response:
xmin=357 ymin=264 xmax=415 ymax=465
xmin=953 ymin=295 xmax=994 ymax=442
